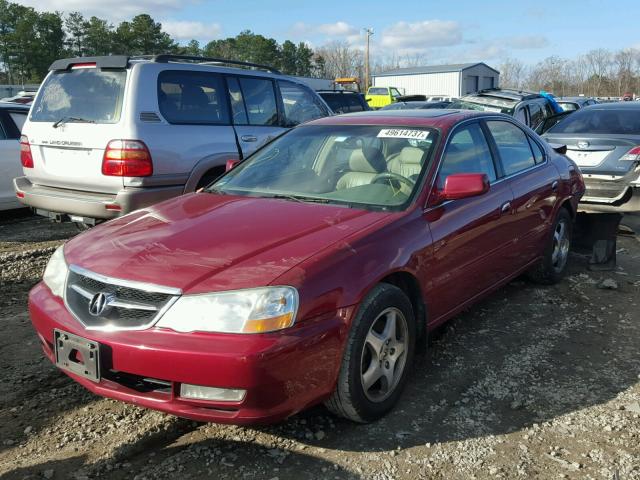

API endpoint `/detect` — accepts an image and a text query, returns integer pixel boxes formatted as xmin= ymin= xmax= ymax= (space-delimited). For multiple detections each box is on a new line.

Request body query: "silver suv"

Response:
xmin=14 ymin=55 xmax=331 ymax=225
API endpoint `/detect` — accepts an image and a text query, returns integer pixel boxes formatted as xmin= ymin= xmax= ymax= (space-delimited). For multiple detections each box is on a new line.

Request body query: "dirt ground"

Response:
xmin=0 ymin=210 xmax=638 ymax=480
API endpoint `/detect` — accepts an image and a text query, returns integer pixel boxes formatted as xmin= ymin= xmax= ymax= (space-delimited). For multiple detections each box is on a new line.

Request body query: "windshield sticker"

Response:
xmin=377 ymin=129 xmax=429 ymax=140
xmin=483 ymin=106 xmax=502 ymax=113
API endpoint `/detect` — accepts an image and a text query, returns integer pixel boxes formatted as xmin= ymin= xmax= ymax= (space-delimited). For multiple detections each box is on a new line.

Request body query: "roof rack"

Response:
xmin=151 ymin=55 xmax=281 ymax=74
xmin=50 ymin=54 xmax=281 ymax=74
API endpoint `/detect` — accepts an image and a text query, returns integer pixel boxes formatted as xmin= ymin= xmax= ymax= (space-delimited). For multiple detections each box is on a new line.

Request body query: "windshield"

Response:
xmin=211 ymin=125 xmax=438 ymax=210
xmin=31 ymin=68 xmax=127 ymax=124
xmin=450 ymin=97 xmax=516 ymax=115
xmin=547 ymin=108 xmax=640 ymax=135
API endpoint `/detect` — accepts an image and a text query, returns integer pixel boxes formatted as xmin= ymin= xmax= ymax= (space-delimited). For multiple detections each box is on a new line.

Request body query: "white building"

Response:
xmin=372 ymin=63 xmax=500 ymax=98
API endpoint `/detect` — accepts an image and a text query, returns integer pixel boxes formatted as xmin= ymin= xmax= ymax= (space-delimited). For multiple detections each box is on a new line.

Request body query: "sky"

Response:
xmin=13 ymin=0 xmax=640 ymax=66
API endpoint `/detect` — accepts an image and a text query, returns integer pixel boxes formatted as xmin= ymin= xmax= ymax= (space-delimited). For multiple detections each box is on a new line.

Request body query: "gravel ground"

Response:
xmin=0 ymin=211 xmax=638 ymax=480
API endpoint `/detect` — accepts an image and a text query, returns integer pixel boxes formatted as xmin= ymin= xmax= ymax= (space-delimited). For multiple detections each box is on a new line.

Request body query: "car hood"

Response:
xmin=63 ymin=193 xmax=391 ymax=293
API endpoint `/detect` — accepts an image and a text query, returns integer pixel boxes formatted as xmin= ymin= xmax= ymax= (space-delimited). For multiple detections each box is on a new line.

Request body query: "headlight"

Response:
xmin=155 ymin=286 xmax=299 ymax=334
xmin=43 ymin=245 xmax=68 ymax=297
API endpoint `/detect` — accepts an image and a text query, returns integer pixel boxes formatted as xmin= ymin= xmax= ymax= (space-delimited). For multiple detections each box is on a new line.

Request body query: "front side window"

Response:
xmin=486 ymin=121 xmax=535 ymax=175
xmin=212 ymin=125 xmax=438 ymax=210
xmin=278 ymin=81 xmax=326 ymax=127
xmin=238 ymin=77 xmax=278 ymax=126
xmin=391 ymin=88 xmax=402 ymax=98
xmin=31 ymin=68 xmax=126 ymax=124
xmin=437 ymin=123 xmax=496 ymax=188
xmin=158 ymin=71 xmax=229 ymax=125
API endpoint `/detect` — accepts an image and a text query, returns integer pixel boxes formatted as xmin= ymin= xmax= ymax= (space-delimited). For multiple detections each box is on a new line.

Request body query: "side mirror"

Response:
xmin=225 ymin=159 xmax=240 ymax=172
xmin=441 ymin=173 xmax=490 ymax=200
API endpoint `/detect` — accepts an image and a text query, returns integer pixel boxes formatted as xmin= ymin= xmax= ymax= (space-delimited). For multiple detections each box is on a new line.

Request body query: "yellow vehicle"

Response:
xmin=334 ymin=77 xmax=361 ymax=92
xmin=365 ymin=86 xmax=403 ymax=108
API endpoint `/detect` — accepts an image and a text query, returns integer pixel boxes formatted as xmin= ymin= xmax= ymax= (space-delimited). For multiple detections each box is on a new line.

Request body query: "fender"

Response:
xmin=183 ymin=151 xmax=241 ymax=193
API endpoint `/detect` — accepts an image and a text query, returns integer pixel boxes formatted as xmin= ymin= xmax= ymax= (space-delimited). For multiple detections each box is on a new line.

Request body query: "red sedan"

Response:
xmin=30 ymin=110 xmax=584 ymax=424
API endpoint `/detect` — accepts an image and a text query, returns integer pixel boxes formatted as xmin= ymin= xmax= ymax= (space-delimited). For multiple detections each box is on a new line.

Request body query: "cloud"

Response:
xmin=291 ymin=21 xmax=359 ymax=40
xmin=380 ymin=20 xmax=463 ymax=52
xmin=161 ymin=21 xmax=222 ymax=41
xmin=13 ymin=0 xmax=188 ymax=21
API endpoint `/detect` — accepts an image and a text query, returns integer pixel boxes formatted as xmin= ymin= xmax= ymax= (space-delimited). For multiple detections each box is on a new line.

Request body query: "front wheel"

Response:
xmin=325 ymin=283 xmax=416 ymax=423
xmin=527 ymin=208 xmax=573 ymax=284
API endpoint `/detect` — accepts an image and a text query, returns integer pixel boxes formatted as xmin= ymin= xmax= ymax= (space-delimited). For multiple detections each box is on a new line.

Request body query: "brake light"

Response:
xmin=620 ymin=146 xmax=640 ymax=161
xmin=71 ymin=62 xmax=96 ymax=69
xmin=20 ymin=135 xmax=34 ymax=168
xmin=102 ymin=140 xmax=153 ymax=177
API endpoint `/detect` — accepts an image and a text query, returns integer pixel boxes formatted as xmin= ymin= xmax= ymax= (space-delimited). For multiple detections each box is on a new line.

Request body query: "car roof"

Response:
xmin=317 ymin=90 xmax=360 ymax=94
xmin=585 ymin=101 xmax=640 ymax=110
xmin=0 ymin=101 xmax=30 ymax=111
xmin=306 ymin=109 xmax=499 ymax=128
xmin=465 ymin=88 xmax=541 ymax=102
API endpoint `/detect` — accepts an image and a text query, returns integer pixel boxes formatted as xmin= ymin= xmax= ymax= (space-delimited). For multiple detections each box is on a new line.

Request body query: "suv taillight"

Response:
xmin=102 ymin=140 xmax=153 ymax=177
xmin=20 ymin=135 xmax=34 ymax=168
xmin=620 ymin=146 xmax=640 ymax=161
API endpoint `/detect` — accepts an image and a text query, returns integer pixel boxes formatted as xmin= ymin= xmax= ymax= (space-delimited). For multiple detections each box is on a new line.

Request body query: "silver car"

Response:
xmin=14 ymin=55 xmax=331 ymax=226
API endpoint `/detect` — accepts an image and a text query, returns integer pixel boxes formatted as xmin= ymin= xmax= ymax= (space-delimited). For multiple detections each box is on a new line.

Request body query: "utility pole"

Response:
xmin=363 ymin=27 xmax=374 ymax=92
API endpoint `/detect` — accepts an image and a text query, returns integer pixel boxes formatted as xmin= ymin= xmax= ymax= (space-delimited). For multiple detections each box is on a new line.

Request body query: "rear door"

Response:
xmin=0 ymin=111 xmax=23 ymax=209
xmin=484 ymin=120 xmax=559 ymax=264
xmin=226 ymin=76 xmax=286 ymax=157
xmin=24 ymin=65 xmax=128 ymax=193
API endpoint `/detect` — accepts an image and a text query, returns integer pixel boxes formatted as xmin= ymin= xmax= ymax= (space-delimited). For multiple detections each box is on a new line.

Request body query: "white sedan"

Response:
xmin=0 ymin=102 xmax=29 ymax=210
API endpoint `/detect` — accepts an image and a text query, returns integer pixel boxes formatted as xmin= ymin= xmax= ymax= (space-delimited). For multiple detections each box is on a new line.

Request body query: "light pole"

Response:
xmin=363 ymin=27 xmax=374 ymax=92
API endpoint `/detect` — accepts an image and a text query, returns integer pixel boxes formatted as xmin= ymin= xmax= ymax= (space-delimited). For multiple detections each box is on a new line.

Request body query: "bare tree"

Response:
xmin=313 ymin=41 xmax=363 ymax=80
xmin=498 ymin=57 xmax=526 ymax=89
xmin=583 ymin=48 xmax=612 ymax=96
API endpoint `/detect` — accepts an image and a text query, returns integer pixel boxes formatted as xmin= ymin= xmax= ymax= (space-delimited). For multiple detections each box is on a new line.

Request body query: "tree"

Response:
xmin=280 ymin=40 xmax=297 ymax=74
xmin=498 ymin=57 xmax=525 ymax=89
xmin=180 ymin=39 xmax=201 ymax=56
xmin=65 ymin=12 xmax=86 ymax=56
xmin=115 ymin=14 xmax=176 ymax=55
xmin=84 ymin=17 xmax=114 ymax=56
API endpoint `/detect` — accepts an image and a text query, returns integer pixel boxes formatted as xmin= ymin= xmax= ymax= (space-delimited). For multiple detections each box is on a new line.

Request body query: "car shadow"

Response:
xmin=252 ymin=247 xmax=639 ymax=453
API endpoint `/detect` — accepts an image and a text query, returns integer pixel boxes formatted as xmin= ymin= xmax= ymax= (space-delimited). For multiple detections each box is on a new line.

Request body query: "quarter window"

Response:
xmin=158 ymin=71 xmax=229 ymax=125
xmin=9 ymin=112 xmax=27 ymax=133
xmin=529 ymin=138 xmax=545 ymax=164
xmin=437 ymin=123 xmax=496 ymax=188
xmin=238 ymin=77 xmax=278 ymax=126
xmin=278 ymin=81 xmax=326 ymax=127
xmin=486 ymin=121 xmax=536 ymax=175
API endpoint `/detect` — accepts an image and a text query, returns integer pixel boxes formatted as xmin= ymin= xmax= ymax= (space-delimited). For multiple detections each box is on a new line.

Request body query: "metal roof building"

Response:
xmin=372 ymin=63 xmax=500 ymax=98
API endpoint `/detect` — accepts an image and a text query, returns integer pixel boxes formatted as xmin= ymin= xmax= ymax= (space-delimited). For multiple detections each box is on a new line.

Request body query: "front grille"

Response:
xmin=65 ymin=266 xmax=180 ymax=330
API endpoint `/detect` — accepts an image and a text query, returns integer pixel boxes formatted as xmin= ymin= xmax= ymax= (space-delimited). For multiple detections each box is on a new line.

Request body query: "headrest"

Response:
xmin=398 ymin=146 xmax=425 ymax=164
xmin=349 ymin=147 xmax=386 ymax=173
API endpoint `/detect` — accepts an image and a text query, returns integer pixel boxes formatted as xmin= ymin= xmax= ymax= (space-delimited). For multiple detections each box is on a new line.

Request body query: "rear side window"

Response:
xmin=437 ymin=123 xmax=496 ymax=188
xmin=547 ymin=108 xmax=640 ymax=135
xmin=227 ymin=77 xmax=248 ymax=124
xmin=486 ymin=121 xmax=536 ymax=175
xmin=31 ymin=68 xmax=126 ymax=124
xmin=158 ymin=71 xmax=229 ymax=125
xmin=528 ymin=103 xmax=544 ymax=129
xmin=238 ymin=77 xmax=278 ymax=126
xmin=9 ymin=112 xmax=27 ymax=132
xmin=278 ymin=81 xmax=326 ymax=127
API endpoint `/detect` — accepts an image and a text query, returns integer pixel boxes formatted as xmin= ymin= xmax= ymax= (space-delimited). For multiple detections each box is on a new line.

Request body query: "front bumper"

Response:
xmin=29 ymin=282 xmax=350 ymax=424
xmin=13 ymin=177 xmax=184 ymax=221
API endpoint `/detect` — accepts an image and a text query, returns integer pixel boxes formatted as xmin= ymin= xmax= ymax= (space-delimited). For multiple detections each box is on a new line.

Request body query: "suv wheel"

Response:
xmin=325 ymin=283 xmax=416 ymax=422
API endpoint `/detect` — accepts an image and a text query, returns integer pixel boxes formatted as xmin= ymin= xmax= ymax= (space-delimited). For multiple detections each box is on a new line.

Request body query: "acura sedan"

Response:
xmin=30 ymin=110 xmax=584 ymax=424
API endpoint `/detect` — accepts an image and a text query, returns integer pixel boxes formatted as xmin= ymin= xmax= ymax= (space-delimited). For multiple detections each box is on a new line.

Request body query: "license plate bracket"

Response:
xmin=54 ymin=329 xmax=100 ymax=383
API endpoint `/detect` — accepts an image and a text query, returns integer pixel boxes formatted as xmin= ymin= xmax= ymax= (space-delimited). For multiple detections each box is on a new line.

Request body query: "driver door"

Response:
xmin=423 ymin=122 xmax=515 ymax=324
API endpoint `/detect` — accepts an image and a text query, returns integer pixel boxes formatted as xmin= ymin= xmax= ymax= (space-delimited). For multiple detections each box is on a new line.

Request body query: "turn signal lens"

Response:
xmin=102 ymin=140 xmax=153 ymax=177
xmin=20 ymin=135 xmax=34 ymax=168
xmin=179 ymin=384 xmax=246 ymax=402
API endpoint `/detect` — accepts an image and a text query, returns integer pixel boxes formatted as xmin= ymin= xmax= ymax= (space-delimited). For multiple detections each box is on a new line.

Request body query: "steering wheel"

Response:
xmin=371 ymin=172 xmax=416 ymax=191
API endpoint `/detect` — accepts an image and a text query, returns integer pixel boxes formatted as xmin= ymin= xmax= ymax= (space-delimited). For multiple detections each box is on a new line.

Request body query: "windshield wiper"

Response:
xmin=269 ymin=194 xmax=332 ymax=204
xmin=53 ymin=116 xmax=95 ymax=128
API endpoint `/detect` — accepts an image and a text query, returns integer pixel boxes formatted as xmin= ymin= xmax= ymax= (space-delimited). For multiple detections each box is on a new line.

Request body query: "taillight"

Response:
xmin=620 ymin=146 xmax=640 ymax=161
xmin=102 ymin=140 xmax=153 ymax=177
xmin=20 ymin=135 xmax=34 ymax=168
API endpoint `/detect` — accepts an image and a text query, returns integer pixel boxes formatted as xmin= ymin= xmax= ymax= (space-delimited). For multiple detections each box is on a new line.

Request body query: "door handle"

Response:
xmin=501 ymin=201 xmax=511 ymax=214
xmin=551 ymin=180 xmax=559 ymax=191
xmin=241 ymin=135 xmax=258 ymax=142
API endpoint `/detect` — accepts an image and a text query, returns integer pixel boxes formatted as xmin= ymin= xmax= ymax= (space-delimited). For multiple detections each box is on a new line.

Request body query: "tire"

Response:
xmin=325 ymin=283 xmax=416 ymax=423
xmin=527 ymin=207 xmax=573 ymax=285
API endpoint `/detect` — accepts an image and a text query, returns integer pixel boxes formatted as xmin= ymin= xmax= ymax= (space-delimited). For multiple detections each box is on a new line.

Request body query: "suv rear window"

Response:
xmin=548 ymin=108 xmax=640 ymax=135
xmin=31 ymin=68 xmax=126 ymax=124
xmin=368 ymin=88 xmax=388 ymax=95
xmin=158 ymin=71 xmax=229 ymax=125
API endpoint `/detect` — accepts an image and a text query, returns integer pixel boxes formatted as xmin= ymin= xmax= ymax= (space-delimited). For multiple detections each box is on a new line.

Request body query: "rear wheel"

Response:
xmin=325 ymin=283 xmax=416 ymax=422
xmin=527 ymin=208 xmax=572 ymax=284
xmin=196 ymin=167 xmax=226 ymax=190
